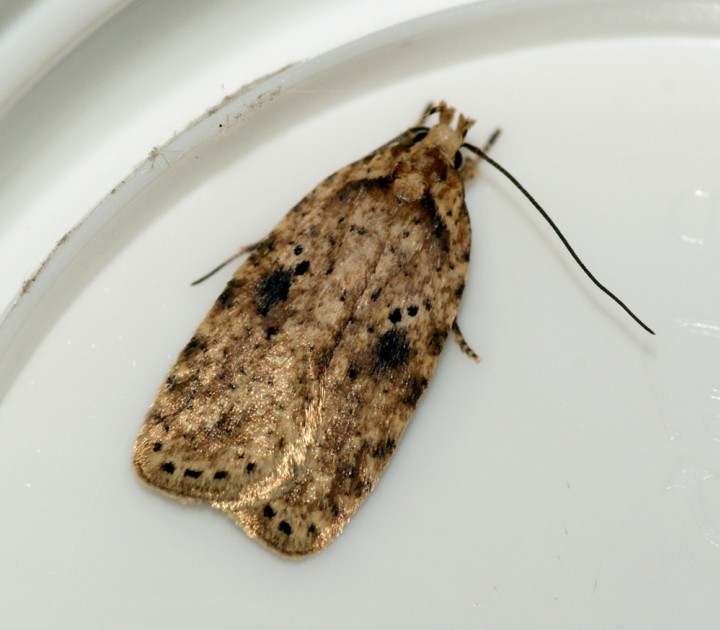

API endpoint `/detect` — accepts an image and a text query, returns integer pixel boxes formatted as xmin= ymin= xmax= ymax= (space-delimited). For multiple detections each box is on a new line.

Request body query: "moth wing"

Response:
xmin=133 ymin=130 xmax=427 ymax=506
xmin=220 ymin=189 xmax=472 ymax=556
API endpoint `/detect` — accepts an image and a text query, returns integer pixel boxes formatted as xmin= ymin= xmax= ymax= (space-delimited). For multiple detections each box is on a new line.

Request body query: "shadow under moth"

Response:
xmin=133 ymin=102 xmax=653 ymax=558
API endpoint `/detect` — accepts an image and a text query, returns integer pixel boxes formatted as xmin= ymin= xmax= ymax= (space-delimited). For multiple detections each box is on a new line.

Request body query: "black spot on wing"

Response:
xmin=421 ymin=192 xmax=447 ymax=243
xmin=373 ymin=329 xmax=411 ymax=372
xmin=375 ymin=176 xmax=393 ymax=189
xmin=337 ymin=181 xmax=363 ymax=203
xmin=182 ymin=335 xmax=207 ymax=359
xmin=217 ymin=278 xmax=242 ymax=309
xmin=428 ymin=327 xmax=449 ymax=356
xmin=402 ymin=375 xmax=429 ymax=406
xmin=214 ymin=412 xmax=231 ymax=433
xmin=256 ymin=268 xmax=293 ymax=316
xmin=371 ymin=437 xmax=397 ymax=459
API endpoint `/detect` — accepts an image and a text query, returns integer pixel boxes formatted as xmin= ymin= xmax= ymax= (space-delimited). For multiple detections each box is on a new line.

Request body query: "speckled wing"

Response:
xmin=134 ymin=130 xmax=422 ymax=504
xmin=134 ymin=120 xmax=472 ymax=557
xmin=220 ymin=179 xmax=471 ymax=556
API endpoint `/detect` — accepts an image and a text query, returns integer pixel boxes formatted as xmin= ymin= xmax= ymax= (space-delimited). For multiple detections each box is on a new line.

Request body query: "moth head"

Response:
xmin=409 ymin=101 xmax=476 ymax=171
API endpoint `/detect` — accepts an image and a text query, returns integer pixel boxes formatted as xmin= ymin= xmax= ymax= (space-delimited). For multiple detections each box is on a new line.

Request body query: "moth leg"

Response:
xmin=191 ymin=240 xmax=264 ymax=285
xmin=482 ymin=128 xmax=502 ymax=153
xmin=463 ymin=128 xmax=503 ymax=180
xmin=452 ymin=320 xmax=481 ymax=362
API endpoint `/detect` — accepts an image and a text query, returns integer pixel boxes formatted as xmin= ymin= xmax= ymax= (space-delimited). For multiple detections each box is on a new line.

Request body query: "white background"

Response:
xmin=2 ymin=1 xmax=720 ymax=628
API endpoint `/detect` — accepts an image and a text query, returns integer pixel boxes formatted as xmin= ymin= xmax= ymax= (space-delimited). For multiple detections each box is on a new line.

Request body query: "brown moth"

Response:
xmin=133 ymin=102 xmax=482 ymax=557
xmin=132 ymin=101 xmax=653 ymax=558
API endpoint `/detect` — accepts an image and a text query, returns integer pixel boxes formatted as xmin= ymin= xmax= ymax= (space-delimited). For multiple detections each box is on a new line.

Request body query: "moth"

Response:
xmin=133 ymin=102 xmax=652 ymax=557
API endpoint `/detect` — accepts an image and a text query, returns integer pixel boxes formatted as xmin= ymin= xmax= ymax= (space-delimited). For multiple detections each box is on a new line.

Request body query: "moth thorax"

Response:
xmin=424 ymin=125 xmax=463 ymax=162
xmin=392 ymin=171 xmax=426 ymax=202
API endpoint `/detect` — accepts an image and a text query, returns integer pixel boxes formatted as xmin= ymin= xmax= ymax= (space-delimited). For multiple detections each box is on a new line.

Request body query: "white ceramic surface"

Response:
xmin=2 ymin=1 xmax=720 ymax=628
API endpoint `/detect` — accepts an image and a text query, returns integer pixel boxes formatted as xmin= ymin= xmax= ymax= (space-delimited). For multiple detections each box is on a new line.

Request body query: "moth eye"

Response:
xmin=453 ymin=150 xmax=464 ymax=170
xmin=411 ymin=129 xmax=429 ymax=145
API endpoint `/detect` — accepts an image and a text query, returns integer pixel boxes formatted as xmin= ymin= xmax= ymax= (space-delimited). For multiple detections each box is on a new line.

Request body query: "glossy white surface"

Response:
xmin=2 ymin=1 xmax=720 ymax=628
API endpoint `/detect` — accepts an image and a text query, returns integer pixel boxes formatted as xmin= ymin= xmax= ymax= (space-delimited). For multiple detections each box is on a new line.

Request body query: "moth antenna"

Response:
xmin=464 ymin=142 xmax=655 ymax=336
xmin=418 ymin=102 xmax=435 ymax=124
